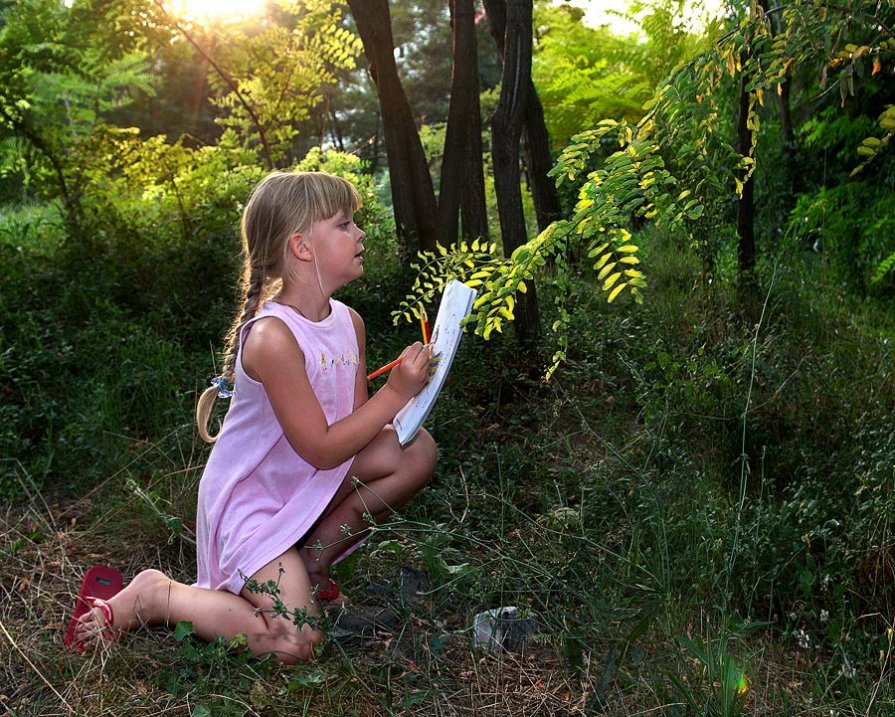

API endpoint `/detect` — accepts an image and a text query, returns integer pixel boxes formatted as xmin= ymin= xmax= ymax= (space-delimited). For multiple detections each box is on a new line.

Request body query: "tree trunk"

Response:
xmin=779 ymin=76 xmax=799 ymax=197
xmin=438 ymin=0 xmax=488 ymax=245
xmin=347 ymin=0 xmax=439 ymax=252
xmin=769 ymin=1 xmax=799 ymax=204
xmin=461 ymin=93 xmax=489 ymax=241
xmin=736 ymin=64 xmax=756 ymax=281
xmin=490 ymin=0 xmax=539 ymax=344
xmin=522 ymin=90 xmax=561 ymax=231
xmin=737 ymin=2 xmax=769 ymax=283
xmin=483 ymin=0 xmax=561 ymax=232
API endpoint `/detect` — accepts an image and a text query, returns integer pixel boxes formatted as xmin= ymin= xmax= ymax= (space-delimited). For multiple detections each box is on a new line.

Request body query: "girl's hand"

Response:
xmin=386 ymin=342 xmax=433 ymax=401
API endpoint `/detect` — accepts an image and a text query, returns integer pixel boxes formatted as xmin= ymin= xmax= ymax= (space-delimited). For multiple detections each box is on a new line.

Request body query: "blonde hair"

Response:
xmin=196 ymin=171 xmax=362 ymax=443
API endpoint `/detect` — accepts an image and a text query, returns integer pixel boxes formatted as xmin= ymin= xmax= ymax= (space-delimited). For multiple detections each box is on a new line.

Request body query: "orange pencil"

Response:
xmin=368 ymin=306 xmax=432 ymax=381
xmin=367 ymin=356 xmax=403 ymax=381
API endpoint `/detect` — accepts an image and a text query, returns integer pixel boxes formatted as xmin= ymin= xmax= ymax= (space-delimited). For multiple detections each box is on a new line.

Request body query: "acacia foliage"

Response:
xmin=0 ymin=0 xmax=157 ymax=204
xmin=532 ymin=0 xmax=701 ymax=149
xmin=400 ymin=0 xmax=895 ymax=376
xmin=199 ymin=0 xmax=362 ymax=164
xmin=0 ymin=0 xmax=362 ymax=211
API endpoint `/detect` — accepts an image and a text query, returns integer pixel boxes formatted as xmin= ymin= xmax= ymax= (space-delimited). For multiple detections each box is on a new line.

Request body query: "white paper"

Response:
xmin=393 ymin=279 xmax=477 ymax=445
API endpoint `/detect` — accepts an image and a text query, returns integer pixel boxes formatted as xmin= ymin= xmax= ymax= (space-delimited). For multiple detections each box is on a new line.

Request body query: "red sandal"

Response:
xmin=64 ymin=565 xmax=122 ymax=651
xmin=316 ymin=578 xmax=341 ymax=601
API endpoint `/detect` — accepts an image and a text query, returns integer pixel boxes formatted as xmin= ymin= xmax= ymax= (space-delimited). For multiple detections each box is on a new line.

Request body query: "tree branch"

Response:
xmin=151 ymin=0 xmax=274 ymax=169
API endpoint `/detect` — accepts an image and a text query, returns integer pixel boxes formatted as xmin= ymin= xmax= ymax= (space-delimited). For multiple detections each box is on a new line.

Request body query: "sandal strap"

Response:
xmin=88 ymin=598 xmax=115 ymax=627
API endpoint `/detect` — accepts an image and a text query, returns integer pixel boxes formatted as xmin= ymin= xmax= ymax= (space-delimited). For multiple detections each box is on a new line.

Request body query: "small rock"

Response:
xmin=329 ymin=605 xmax=399 ymax=642
xmin=365 ymin=565 xmax=431 ymax=607
xmin=473 ymin=606 xmax=540 ymax=653
xmin=397 ymin=565 xmax=430 ymax=601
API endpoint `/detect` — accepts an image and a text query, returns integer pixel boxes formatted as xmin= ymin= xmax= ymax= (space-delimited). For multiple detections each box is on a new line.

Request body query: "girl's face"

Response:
xmin=309 ymin=210 xmax=366 ymax=290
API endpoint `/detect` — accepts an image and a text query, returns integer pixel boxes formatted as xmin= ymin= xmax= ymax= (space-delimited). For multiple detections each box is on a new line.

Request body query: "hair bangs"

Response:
xmin=305 ymin=174 xmax=363 ymax=228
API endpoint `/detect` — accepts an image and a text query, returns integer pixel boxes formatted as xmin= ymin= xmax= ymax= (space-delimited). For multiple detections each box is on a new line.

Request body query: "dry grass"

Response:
xmin=5 ymin=485 xmax=886 ymax=717
xmin=0 ymin=480 xmax=593 ymax=717
xmin=3 ymin=395 xmax=894 ymax=716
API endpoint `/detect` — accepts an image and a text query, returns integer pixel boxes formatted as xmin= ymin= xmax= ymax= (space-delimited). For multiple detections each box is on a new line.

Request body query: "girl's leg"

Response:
xmin=71 ymin=549 xmax=323 ymax=664
xmin=300 ymin=426 xmax=436 ymax=589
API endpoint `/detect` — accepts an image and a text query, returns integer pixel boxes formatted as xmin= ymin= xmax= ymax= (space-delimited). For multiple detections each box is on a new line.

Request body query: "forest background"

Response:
xmin=1 ymin=0 xmax=894 ymax=714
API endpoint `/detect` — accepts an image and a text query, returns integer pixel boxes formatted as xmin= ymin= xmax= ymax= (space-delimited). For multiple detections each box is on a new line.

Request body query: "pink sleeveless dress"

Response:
xmin=195 ymin=299 xmax=359 ymax=594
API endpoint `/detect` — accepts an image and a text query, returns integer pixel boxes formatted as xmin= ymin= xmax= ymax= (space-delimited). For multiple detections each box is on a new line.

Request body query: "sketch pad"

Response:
xmin=393 ymin=279 xmax=477 ymax=445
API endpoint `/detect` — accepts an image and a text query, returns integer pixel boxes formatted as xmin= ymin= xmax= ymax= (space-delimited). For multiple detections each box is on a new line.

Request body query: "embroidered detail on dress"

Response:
xmin=329 ymin=350 xmax=359 ymax=368
xmin=317 ymin=350 xmax=360 ymax=370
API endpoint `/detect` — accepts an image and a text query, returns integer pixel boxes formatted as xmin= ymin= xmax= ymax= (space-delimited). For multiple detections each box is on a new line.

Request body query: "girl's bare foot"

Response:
xmin=297 ymin=550 xmax=347 ymax=606
xmin=70 ymin=569 xmax=171 ymax=651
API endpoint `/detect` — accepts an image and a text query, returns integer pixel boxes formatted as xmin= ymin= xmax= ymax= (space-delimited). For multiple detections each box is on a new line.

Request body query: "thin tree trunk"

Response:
xmin=461 ymin=92 xmax=489 ymax=241
xmin=438 ymin=0 xmax=473 ymax=245
xmin=769 ymin=0 xmax=799 ymax=204
xmin=438 ymin=0 xmax=488 ymax=245
xmin=491 ymin=0 xmax=539 ymax=344
xmin=736 ymin=63 xmax=756 ymax=281
xmin=737 ymin=1 xmax=769 ymax=283
xmin=522 ymin=90 xmax=561 ymax=231
xmin=483 ymin=0 xmax=560 ymax=232
xmin=347 ymin=0 xmax=439 ymax=252
xmin=779 ymin=70 xmax=800 ymax=199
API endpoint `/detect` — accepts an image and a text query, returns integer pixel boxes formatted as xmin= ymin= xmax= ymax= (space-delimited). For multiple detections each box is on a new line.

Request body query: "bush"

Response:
xmin=785 ymin=181 xmax=895 ymax=297
xmin=0 ymin=144 xmax=397 ymax=498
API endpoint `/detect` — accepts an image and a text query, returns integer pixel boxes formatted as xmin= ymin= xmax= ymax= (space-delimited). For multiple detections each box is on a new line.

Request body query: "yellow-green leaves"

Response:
xmin=851 ymin=105 xmax=894 ymax=176
xmin=597 ymin=261 xmax=618 ymax=280
xmin=393 ymin=239 xmax=503 ymax=328
xmin=602 ymin=271 xmax=623 ymax=290
xmin=586 ymin=227 xmax=646 ymax=304
xmin=880 ymin=105 xmax=895 ymax=131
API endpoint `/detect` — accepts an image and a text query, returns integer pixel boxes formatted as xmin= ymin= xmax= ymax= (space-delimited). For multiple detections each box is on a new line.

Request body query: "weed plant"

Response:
xmin=2 ymin=201 xmax=894 ymax=715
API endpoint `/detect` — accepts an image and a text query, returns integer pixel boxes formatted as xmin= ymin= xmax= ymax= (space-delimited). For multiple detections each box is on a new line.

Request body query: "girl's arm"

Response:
xmin=242 ymin=316 xmax=430 ymax=469
xmin=349 ymin=307 xmax=369 ymax=410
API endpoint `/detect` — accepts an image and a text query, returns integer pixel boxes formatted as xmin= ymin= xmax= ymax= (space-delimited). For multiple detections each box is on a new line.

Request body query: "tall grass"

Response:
xmin=2 ymin=204 xmax=894 ymax=715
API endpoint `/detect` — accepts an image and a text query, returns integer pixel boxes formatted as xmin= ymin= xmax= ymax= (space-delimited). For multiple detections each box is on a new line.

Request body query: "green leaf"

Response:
xmin=588 ymin=241 xmax=610 ymax=257
xmin=597 ymin=261 xmax=618 ymax=280
xmin=174 ymin=621 xmax=194 ymax=642
xmin=607 ymin=282 xmax=628 ymax=302
xmin=602 ymin=271 xmax=623 ymax=290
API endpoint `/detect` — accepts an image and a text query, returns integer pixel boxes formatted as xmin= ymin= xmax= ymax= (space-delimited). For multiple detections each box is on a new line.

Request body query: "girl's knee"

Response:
xmin=408 ymin=428 xmax=437 ymax=478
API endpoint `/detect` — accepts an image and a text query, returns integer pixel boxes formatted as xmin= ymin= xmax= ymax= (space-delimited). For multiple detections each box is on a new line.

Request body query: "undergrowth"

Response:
xmin=1 ymin=205 xmax=894 ymax=715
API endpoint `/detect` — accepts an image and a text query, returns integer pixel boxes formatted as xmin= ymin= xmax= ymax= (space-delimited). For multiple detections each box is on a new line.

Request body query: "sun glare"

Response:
xmin=167 ymin=0 xmax=267 ymax=22
xmin=570 ymin=0 xmax=727 ymax=35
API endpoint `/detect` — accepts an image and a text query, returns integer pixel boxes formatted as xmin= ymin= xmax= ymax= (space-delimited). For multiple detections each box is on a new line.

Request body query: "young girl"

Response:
xmin=68 ymin=171 xmax=437 ymax=663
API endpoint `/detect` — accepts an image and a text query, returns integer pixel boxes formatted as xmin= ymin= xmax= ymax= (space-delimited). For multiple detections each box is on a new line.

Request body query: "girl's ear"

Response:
xmin=288 ymin=232 xmax=314 ymax=262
